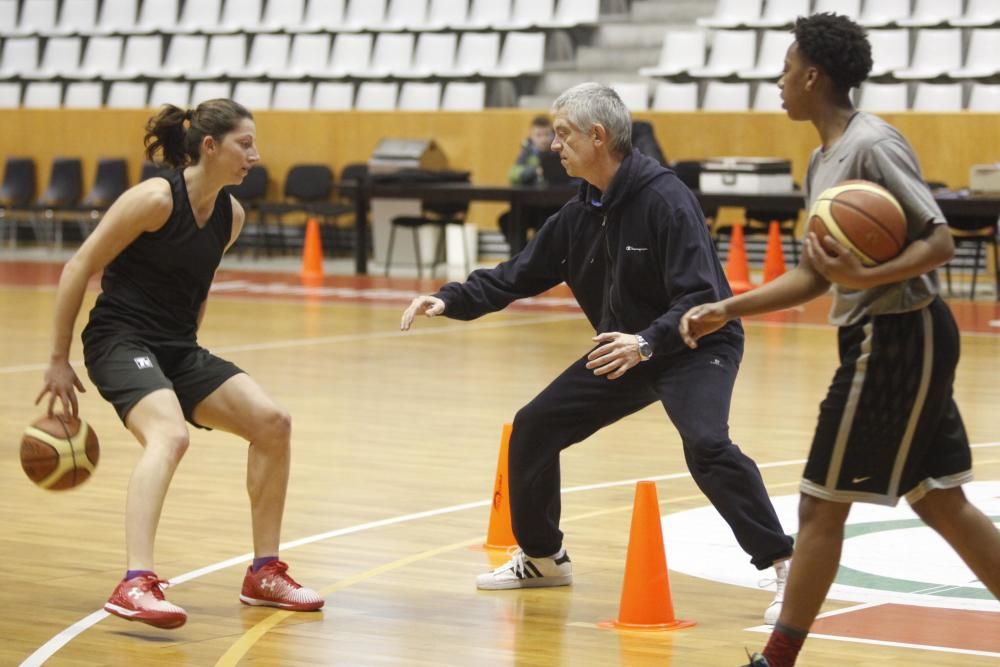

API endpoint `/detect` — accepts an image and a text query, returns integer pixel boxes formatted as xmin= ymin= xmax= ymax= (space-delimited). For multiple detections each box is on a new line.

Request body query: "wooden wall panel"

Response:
xmin=1 ymin=109 xmax=997 ymax=229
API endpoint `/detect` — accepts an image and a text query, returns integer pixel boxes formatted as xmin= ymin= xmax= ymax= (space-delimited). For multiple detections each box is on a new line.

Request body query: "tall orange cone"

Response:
xmin=763 ymin=221 xmax=787 ymax=284
xmin=724 ymin=223 xmax=753 ymax=294
xmin=301 ymin=217 xmax=324 ymax=285
xmin=484 ymin=423 xmax=517 ymax=550
xmin=600 ymin=481 xmax=695 ymax=631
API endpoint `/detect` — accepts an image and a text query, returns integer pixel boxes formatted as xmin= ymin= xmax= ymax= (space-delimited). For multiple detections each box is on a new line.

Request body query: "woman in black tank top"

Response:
xmin=37 ymin=100 xmax=323 ymax=629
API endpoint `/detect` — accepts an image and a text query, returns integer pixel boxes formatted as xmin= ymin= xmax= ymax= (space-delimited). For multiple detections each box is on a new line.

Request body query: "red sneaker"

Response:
xmin=104 ymin=574 xmax=187 ymax=629
xmin=240 ymin=560 xmax=324 ymax=611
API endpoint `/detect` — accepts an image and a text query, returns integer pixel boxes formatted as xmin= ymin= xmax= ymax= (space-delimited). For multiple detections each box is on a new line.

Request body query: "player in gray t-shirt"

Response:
xmin=805 ymin=110 xmax=944 ymax=325
xmin=677 ymin=12 xmax=1000 ymax=667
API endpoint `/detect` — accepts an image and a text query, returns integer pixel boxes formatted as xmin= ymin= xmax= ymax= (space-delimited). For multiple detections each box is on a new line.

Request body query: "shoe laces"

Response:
xmin=133 ymin=574 xmax=170 ymax=600
xmin=758 ymin=562 xmax=788 ymax=595
xmin=501 ymin=549 xmax=530 ymax=578
xmin=257 ymin=560 xmax=300 ymax=587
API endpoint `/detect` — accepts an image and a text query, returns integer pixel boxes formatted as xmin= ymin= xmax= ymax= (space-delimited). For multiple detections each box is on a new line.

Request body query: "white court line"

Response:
xmin=25 ymin=446 xmax=999 ymax=664
xmin=17 ymin=466 xmax=721 ymax=666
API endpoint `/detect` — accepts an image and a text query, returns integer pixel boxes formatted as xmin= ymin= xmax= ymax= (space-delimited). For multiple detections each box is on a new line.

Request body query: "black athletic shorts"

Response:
xmin=803 ymin=297 xmax=972 ymax=506
xmin=84 ymin=338 xmax=244 ymax=428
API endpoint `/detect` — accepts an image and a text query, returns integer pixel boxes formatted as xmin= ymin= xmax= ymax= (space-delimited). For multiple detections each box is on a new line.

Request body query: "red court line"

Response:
xmin=811 ymin=604 xmax=1000 ymax=654
xmin=1 ymin=260 xmax=997 ymax=332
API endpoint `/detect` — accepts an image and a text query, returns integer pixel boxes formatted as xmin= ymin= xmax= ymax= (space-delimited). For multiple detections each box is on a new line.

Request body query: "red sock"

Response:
xmin=762 ymin=623 xmax=807 ymax=667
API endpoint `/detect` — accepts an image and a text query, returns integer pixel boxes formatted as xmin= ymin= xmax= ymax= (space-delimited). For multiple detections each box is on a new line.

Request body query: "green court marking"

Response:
xmin=828 ymin=517 xmax=1000 ymax=600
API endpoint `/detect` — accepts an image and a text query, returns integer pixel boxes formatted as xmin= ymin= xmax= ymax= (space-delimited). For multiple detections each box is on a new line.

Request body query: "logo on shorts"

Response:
xmin=710 ymin=358 xmax=723 ymax=367
xmin=625 ymin=245 xmax=648 ymax=252
xmin=133 ymin=356 xmax=153 ymax=369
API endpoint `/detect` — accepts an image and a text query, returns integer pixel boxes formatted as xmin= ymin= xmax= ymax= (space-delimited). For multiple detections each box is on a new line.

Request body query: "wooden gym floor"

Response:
xmin=0 ymin=259 xmax=997 ymax=666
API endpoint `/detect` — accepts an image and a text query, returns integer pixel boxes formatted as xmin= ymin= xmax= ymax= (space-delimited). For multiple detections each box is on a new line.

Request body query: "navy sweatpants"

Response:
xmin=508 ymin=339 xmax=793 ymax=570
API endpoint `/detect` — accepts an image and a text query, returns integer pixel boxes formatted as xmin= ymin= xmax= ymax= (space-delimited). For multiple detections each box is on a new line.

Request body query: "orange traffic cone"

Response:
xmin=763 ymin=221 xmax=787 ymax=284
xmin=601 ymin=481 xmax=694 ymax=631
xmin=301 ymin=217 xmax=324 ymax=285
xmin=724 ymin=223 xmax=754 ymax=294
xmin=484 ymin=423 xmax=517 ymax=550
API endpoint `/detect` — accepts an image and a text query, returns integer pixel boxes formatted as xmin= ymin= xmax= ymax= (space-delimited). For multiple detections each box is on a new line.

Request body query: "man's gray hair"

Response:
xmin=551 ymin=83 xmax=632 ymax=157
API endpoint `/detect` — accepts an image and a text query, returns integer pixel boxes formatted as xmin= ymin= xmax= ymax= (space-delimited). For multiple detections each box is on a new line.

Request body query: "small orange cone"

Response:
xmin=763 ymin=221 xmax=787 ymax=284
xmin=724 ymin=223 xmax=754 ymax=294
xmin=484 ymin=423 xmax=517 ymax=550
xmin=301 ymin=217 xmax=324 ymax=285
xmin=600 ymin=481 xmax=694 ymax=631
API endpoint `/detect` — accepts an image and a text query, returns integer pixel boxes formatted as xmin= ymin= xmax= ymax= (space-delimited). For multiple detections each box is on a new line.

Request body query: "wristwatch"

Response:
xmin=635 ymin=335 xmax=653 ymax=361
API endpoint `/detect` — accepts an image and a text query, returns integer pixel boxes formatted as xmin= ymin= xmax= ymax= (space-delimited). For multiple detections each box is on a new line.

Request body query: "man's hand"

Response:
xmin=680 ymin=302 xmax=728 ymax=349
xmin=401 ymin=295 xmax=445 ymax=331
xmin=586 ymin=332 xmax=643 ymax=380
xmin=805 ymin=232 xmax=872 ymax=290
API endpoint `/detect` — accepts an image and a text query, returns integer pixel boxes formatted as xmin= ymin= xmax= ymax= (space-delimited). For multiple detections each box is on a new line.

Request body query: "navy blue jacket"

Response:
xmin=435 ymin=150 xmax=743 ymax=358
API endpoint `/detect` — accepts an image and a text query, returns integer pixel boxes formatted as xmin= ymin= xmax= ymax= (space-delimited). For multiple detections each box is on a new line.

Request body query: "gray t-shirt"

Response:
xmin=805 ymin=111 xmax=944 ymax=326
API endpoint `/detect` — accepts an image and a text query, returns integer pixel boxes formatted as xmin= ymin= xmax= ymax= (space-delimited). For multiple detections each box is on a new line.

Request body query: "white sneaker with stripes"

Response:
xmin=476 ymin=548 xmax=573 ymax=590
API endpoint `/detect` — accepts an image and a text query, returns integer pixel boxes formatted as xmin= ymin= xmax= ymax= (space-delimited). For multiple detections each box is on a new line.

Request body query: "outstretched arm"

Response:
xmin=400 ymin=295 xmax=445 ymax=331
xmin=680 ymin=241 xmax=831 ymax=349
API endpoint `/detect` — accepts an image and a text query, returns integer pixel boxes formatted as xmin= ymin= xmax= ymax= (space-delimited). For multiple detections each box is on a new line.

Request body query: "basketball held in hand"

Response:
xmin=807 ymin=180 xmax=908 ymax=266
xmin=21 ymin=414 xmax=100 ymax=490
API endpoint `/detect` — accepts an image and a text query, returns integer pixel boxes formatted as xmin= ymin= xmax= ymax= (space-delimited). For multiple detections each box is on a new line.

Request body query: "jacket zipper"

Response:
xmin=603 ymin=215 xmax=619 ymax=323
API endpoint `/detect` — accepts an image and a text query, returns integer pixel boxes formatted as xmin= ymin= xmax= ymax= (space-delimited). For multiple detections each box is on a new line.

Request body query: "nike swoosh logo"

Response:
xmin=852 ymin=476 xmax=871 ymax=484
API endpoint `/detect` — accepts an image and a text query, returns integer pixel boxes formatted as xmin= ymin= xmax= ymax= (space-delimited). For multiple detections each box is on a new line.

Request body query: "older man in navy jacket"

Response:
xmin=401 ymin=83 xmax=793 ymax=624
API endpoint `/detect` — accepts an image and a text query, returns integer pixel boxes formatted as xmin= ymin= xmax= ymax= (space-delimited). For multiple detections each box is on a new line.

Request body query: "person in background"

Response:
xmin=498 ymin=115 xmax=565 ymax=247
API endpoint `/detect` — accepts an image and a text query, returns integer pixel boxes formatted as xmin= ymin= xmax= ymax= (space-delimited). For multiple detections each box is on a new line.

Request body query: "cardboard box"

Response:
xmin=700 ymin=157 xmax=794 ymax=194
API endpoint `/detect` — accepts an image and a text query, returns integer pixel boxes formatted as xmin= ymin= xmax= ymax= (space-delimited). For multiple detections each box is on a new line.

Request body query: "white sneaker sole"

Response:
xmin=476 ymin=574 xmax=573 ymax=590
xmin=239 ymin=594 xmax=324 ymax=611
xmin=104 ymin=602 xmax=187 ymax=629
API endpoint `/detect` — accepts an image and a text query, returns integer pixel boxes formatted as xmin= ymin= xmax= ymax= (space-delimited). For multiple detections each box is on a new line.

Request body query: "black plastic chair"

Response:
xmin=226 ymin=164 xmax=268 ymax=256
xmin=38 ymin=158 xmax=83 ymax=209
xmin=228 ymin=164 xmax=268 ymax=206
xmin=83 ymin=158 xmax=128 ymax=209
xmin=378 ymin=168 xmax=473 ymax=278
xmin=385 ymin=202 xmax=470 ymax=278
xmin=259 ymin=164 xmax=336 ymax=256
xmin=0 ymin=157 xmax=37 ymax=247
xmin=944 ymin=215 xmax=999 ymax=300
xmin=140 ymin=161 xmax=167 ymax=181
xmin=77 ymin=158 xmax=129 ymax=240
xmin=37 ymin=158 xmax=83 ymax=251
xmin=284 ymin=164 xmax=333 ymax=206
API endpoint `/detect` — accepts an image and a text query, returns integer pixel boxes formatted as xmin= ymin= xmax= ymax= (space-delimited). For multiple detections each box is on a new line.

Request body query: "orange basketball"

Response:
xmin=807 ymin=180 xmax=908 ymax=266
xmin=20 ymin=414 xmax=100 ymax=490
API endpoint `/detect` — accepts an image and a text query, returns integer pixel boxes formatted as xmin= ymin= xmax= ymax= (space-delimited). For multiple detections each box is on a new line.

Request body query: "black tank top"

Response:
xmin=83 ymin=168 xmax=233 ymax=348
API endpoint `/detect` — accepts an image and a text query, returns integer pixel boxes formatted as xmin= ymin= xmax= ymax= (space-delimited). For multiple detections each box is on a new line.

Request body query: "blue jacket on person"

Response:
xmin=434 ymin=150 xmax=743 ymax=358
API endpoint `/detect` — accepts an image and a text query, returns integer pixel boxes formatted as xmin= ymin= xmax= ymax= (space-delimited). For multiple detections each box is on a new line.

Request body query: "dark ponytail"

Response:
xmin=144 ymin=99 xmax=253 ymax=168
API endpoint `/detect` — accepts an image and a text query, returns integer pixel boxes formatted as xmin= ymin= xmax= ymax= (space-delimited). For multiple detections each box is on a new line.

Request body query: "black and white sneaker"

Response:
xmin=476 ymin=548 xmax=573 ymax=590
xmin=741 ymin=650 xmax=770 ymax=666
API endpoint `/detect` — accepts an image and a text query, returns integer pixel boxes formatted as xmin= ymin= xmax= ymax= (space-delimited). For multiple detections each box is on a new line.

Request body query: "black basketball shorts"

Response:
xmin=84 ymin=338 xmax=244 ymax=428
xmin=803 ymin=297 xmax=973 ymax=506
